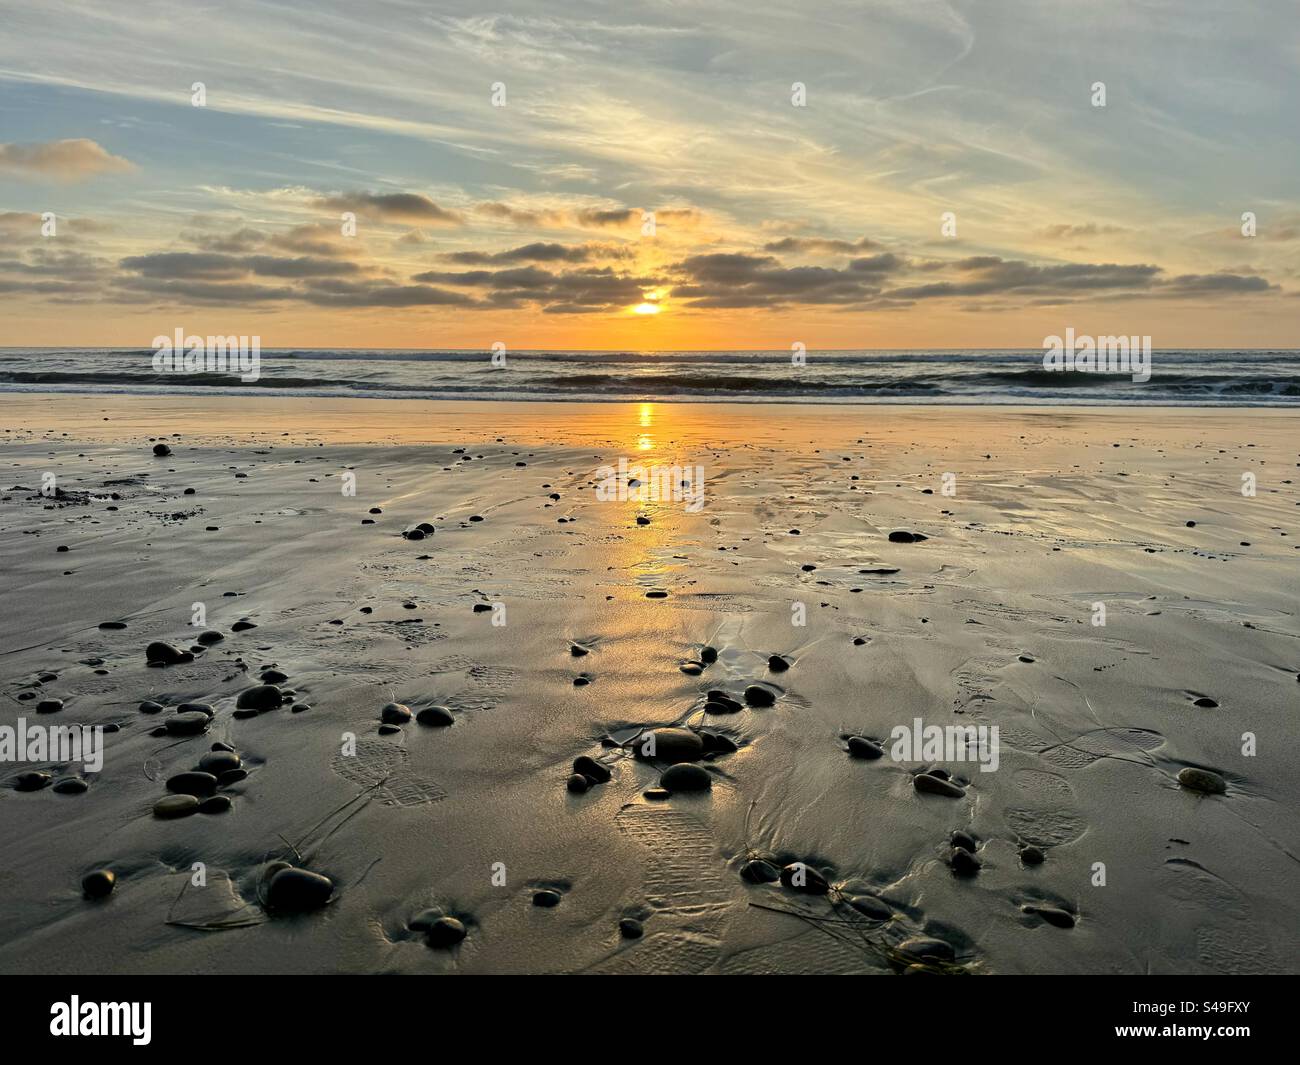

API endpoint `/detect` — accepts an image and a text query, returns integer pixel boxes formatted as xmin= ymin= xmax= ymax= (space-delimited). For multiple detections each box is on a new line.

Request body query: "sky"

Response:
xmin=1 ymin=0 xmax=1297 ymax=350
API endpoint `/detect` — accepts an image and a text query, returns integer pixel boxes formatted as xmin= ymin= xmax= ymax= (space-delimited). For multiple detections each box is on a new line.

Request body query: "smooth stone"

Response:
xmin=261 ymin=669 xmax=289 ymax=684
xmin=532 ymin=889 xmax=562 ymax=908
xmin=98 ymin=620 xmax=128 ymax=630
xmin=149 ymin=726 xmax=169 ymax=737
xmin=425 ymin=916 xmax=467 ymax=947
xmin=740 ymin=858 xmax=781 ymax=884
xmin=198 ymin=795 xmax=232 ymax=814
xmin=636 ymin=727 xmax=704 ymax=764
xmin=377 ymin=724 xmax=402 ymax=735
xmin=573 ymin=755 xmax=611 ymax=783
xmin=164 ymin=712 xmax=210 ymax=736
xmin=36 ymin=698 xmax=64 ymax=713
xmin=699 ymin=732 xmax=737 ymax=754
xmin=153 ymin=794 xmax=200 ymax=819
xmin=14 ymin=771 xmax=52 ymax=792
xmin=53 ymin=777 xmax=89 ymax=794
xmin=152 ymin=443 xmax=171 ymax=456
xmin=847 ymin=894 xmax=893 ymax=920
xmin=145 ymin=641 xmax=192 ymax=665
xmin=779 ymin=862 xmax=830 ymax=894
xmin=231 ymin=619 xmax=257 ymax=631
xmin=198 ymin=751 xmax=241 ymax=775
xmin=1177 ymin=767 xmax=1226 ymax=795
xmin=232 ymin=708 xmax=259 ymax=720
xmin=1020 ymin=845 xmax=1045 ymax=865
xmin=659 ymin=763 xmax=712 ymax=792
xmin=267 ymin=867 xmax=334 ymax=912
xmin=380 ymin=701 xmax=412 ymax=724
xmin=645 ymin=590 xmax=669 ymax=599
xmin=679 ymin=662 xmax=703 ymax=676
xmin=950 ymin=847 xmax=981 ymax=877
xmin=704 ymin=697 xmax=743 ymax=715
xmin=897 ymin=936 xmax=955 ymax=962
xmin=951 ymin=830 xmax=978 ymax=852
xmin=138 ymin=700 xmax=164 ymax=714
xmin=570 ymin=643 xmax=589 ymax=657
xmin=619 ymin=917 xmax=644 ymax=939
xmin=888 ymin=530 xmax=927 ymax=543
xmin=566 ymin=773 xmax=590 ymax=794
xmin=913 ymin=773 xmax=966 ymax=798
xmin=847 ymin=736 xmax=884 ymax=759
xmin=236 ymin=684 xmax=283 ymax=711
xmin=405 ymin=528 xmax=425 ymax=540
xmin=415 ymin=522 xmax=436 ymax=535
xmin=196 ymin=630 xmax=224 ymax=644
xmin=166 ymin=771 xmax=218 ymax=797
xmin=1026 ymin=905 xmax=1076 ymax=929
xmin=1193 ymin=697 xmax=1218 ymax=708
xmin=416 ymin=705 xmax=454 ymax=727
xmin=700 ymin=646 xmax=718 ymax=663
xmin=743 ymin=684 xmax=777 ymax=707
xmin=82 ymin=869 xmax=116 ymax=899
xmin=218 ymin=768 xmax=248 ymax=786
xmin=767 ymin=654 xmax=790 ymax=672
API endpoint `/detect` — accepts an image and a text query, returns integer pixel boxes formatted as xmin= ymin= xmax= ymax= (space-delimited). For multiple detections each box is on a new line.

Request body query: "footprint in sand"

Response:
xmin=593 ymin=804 xmax=736 ymax=974
xmin=1160 ymin=858 xmax=1280 ymax=974
xmin=329 ymin=738 xmax=446 ymax=807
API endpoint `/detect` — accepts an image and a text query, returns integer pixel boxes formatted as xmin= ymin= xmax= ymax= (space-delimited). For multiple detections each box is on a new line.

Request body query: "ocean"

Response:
xmin=1 ymin=348 xmax=1298 ymax=405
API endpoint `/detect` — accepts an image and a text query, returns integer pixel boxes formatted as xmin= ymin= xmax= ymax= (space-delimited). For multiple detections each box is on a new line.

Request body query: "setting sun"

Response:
xmin=632 ymin=302 xmax=661 ymax=315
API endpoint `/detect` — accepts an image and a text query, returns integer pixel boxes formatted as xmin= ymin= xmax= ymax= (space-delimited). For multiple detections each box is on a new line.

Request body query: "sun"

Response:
xmin=632 ymin=301 xmax=661 ymax=315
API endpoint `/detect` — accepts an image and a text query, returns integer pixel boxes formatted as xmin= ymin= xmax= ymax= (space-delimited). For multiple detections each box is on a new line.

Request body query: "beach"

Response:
xmin=1 ymin=393 xmax=1296 ymax=975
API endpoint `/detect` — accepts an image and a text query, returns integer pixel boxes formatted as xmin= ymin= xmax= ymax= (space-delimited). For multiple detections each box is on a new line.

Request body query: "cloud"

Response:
xmin=763 ymin=236 xmax=879 ymax=255
xmin=444 ymin=241 xmax=628 ymax=265
xmin=0 ymin=139 xmax=134 ymax=181
xmin=315 ymin=191 xmax=463 ymax=225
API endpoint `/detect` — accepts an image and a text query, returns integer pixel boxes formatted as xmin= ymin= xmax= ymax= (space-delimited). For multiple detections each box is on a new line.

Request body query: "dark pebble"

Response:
xmin=164 ymin=712 xmax=211 ymax=736
xmin=166 ymin=771 xmax=218 ymax=797
xmin=619 ymin=917 xmax=644 ymax=939
xmin=573 ymin=755 xmax=611 ymax=783
xmin=380 ymin=701 xmax=412 ymax=724
xmin=659 ymin=763 xmax=712 ymax=792
xmin=767 ymin=655 xmax=790 ymax=672
xmin=847 ymin=736 xmax=884 ymax=759
xmin=532 ymin=889 xmax=562 ymax=907
xmin=779 ymin=862 xmax=830 ymax=894
xmin=743 ymin=684 xmax=777 ymax=707
xmin=913 ymin=772 xmax=965 ymax=798
xmin=267 ymin=867 xmax=334 ymax=912
xmin=198 ymin=795 xmax=232 ymax=814
xmin=153 ymin=794 xmax=200 ymax=818
xmin=145 ymin=641 xmax=192 ymax=665
xmin=82 ymin=870 xmax=116 ymax=898
xmin=416 ymin=705 xmax=454 ymax=727
xmin=36 ymin=698 xmax=63 ymax=714
xmin=15 ymin=771 xmax=52 ymax=792
xmin=740 ymin=859 xmax=781 ymax=884
xmin=426 ymin=915 xmax=467 ymax=947
xmin=566 ymin=773 xmax=590 ymax=794
xmin=236 ymin=684 xmax=283 ymax=711
xmin=198 ymin=750 xmax=241 ymax=775
xmin=53 ymin=777 xmax=89 ymax=794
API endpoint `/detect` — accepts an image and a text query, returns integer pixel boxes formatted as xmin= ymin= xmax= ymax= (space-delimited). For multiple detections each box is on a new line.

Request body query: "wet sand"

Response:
xmin=1 ymin=393 xmax=1297 ymax=974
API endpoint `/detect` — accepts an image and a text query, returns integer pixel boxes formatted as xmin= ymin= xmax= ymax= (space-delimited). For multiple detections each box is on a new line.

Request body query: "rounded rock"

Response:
xmin=166 ymin=771 xmax=218 ymax=797
xmin=1177 ymin=766 xmax=1226 ymax=795
xmin=659 ymin=763 xmax=712 ymax=793
xmin=82 ymin=869 xmax=117 ymax=899
xmin=236 ymin=684 xmax=283 ymax=711
xmin=153 ymin=794 xmax=200 ymax=819
xmin=425 ymin=915 xmax=467 ymax=948
xmin=416 ymin=705 xmax=455 ymax=727
xmin=266 ymin=867 xmax=334 ymax=912
xmin=380 ymin=701 xmax=412 ymax=725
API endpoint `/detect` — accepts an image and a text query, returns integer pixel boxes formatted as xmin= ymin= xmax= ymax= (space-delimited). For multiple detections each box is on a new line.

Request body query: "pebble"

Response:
xmin=743 ymin=684 xmax=777 ymax=707
xmin=740 ymin=858 xmax=781 ymax=884
xmin=659 ymin=763 xmax=712 ymax=792
xmin=951 ymin=830 xmax=978 ymax=852
xmin=53 ymin=777 xmax=89 ymax=794
xmin=236 ymin=684 xmax=283 ymax=711
xmin=573 ymin=755 xmax=612 ymax=783
xmin=152 ymin=443 xmax=171 ymax=456
xmin=767 ymin=655 xmax=790 ymax=672
xmin=699 ymin=731 xmax=737 ymax=754
xmin=704 ymin=695 xmax=743 ymax=714
xmin=1177 ymin=766 xmax=1227 ymax=795
xmin=566 ymin=773 xmax=590 ymax=793
xmin=636 ymin=727 xmax=704 ymax=763
xmin=619 ymin=917 xmax=644 ymax=939
xmin=913 ymin=771 xmax=966 ymax=798
xmin=779 ymin=862 xmax=830 ymax=894
xmin=425 ymin=915 xmax=467 ymax=947
xmin=1025 ymin=904 xmax=1076 ymax=929
xmin=261 ymin=669 xmax=289 ymax=684
xmin=14 ymin=771 xmax=52 ymax=792
xmin=847 ymin=736 xmax=884 ymax=759
xmin=166 ymin=771 xmax=218 ymax=797
xmin=199 ymin=750 xmax=241 ymax=775
xmin=218 ymin=768 xmax=248 ymax=786
xmin=700 ymin=646 xmax=718 ymax=663
xmin=380 ymin=701 xmax=412 ymax=724
xmin=231 ymin=619 xmax=257 ymax=631
xmin=570 ymin=643 xmax=589 ymax=657
xmin=416 ymin=706 xmax=454 ymax=727
xmin=82 ymin=869 xmax=116 ymax=899
xmin=532 ymin=889 xmax=562 ymax=908
xmin=1020 ymin=845 xmax=1045 ymax=865
xmin=950 ymin=847 xmax=981 ymax=877
xmin=888 ymin=530 xmax=928 ymax=543
xmin=145 ymin=641 xmax=192 ymax=665
xmin=198 ymin=795 xmax=232 ymax=814
xmin=153 ymin=794 xmax=200 ymax=818
xmin=36 ymin=698 xmax=63 ymax=714
xmin=378 ymin=724 xmax=402 ymax=735
xmin=164 ymin=712 xmax=211 ymax=736
xmin=98 ymin=620 xmax=128 ymax=630
xmin=267 ymin=867 xmax=334 ymax=912
xmin=846 ymin=894 xmax=893 ymax=920
xmin=138 ymin=700 xmax=164 ymax=714
xmin=196 ymin=630 xmax=224 ymax=644
xmin=645 ymin=590 xmax=669 ymax=599
xmin=1192 ymin=697 xmax=1218 ymax=708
